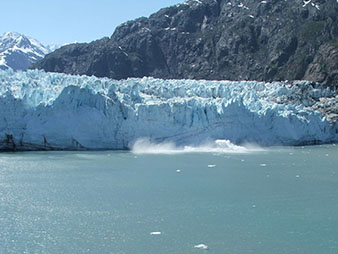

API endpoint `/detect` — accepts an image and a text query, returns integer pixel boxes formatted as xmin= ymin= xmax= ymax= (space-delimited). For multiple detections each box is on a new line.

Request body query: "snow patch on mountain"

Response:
xmin=0 ymin=70 xmax=337 ymax=151
xmin=0 ymin=32 xmax=56 ymax=71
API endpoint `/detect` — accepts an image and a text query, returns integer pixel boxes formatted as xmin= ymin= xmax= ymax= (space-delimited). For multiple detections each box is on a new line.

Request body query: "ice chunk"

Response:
xmin=150 ymin=232 xmax=161 ymax=235
xmin=194 ymin=244 xmax=208 ymax=250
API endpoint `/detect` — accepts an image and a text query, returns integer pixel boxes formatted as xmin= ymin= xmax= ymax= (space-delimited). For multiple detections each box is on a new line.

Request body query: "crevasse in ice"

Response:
xmin=0 ymin=69 xmax=337 ymax=150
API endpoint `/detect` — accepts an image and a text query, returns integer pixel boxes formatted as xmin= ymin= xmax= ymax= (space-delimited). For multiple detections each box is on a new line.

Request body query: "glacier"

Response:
xmin=0 ymin=69 xmax=337 ymax=151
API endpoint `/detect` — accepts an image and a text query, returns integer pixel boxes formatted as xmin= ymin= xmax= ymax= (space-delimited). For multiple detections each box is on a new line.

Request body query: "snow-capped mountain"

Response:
xmin=46 ymin=44 xmax=61 ymax=53
xmin=0 ymin=70 xmax=337 ymax=151
xmin=0 ymin=32 xmax=54 ymax=71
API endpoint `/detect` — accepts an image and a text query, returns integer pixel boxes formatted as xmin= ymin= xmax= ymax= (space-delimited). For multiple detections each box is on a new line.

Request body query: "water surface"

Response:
xmin=0 ymin=145 xmax=337 ymax=253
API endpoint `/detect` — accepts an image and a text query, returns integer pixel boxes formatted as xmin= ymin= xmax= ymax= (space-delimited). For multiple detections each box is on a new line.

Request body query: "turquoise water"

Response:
xmin=0 ymin=145 xmax=338 ymax=254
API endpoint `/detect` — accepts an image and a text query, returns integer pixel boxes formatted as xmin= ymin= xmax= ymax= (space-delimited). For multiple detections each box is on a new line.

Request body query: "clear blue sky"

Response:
xmin=1 ymin=0 xmax=182 ymax=46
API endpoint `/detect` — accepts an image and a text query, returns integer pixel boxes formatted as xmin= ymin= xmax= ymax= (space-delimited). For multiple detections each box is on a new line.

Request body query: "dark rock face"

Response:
xmin=33 ymin=0 xmax=338 ymax=86
xmin=304 ymin=41 xmax=338 ymax=85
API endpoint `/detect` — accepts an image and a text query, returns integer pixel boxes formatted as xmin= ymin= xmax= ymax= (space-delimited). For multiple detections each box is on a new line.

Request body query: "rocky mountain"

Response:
xmin=0 ymin=32 xmax=53 ymax=71
xmin=33 ymin=0 xmax=338 ymax=86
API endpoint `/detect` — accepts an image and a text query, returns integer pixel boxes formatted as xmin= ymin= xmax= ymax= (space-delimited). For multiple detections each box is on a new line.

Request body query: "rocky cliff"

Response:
xmin=33 ymin=0 xmax=338 ymax=86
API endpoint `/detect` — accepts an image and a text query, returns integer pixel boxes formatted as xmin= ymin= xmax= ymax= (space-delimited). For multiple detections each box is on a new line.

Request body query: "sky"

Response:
xmin=1 ymin=0 xmax=182 ymax=46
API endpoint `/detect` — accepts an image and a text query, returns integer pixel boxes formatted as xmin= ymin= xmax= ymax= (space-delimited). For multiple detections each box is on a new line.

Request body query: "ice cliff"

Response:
xmin=0 ymin=70 xmax=337 ymax=151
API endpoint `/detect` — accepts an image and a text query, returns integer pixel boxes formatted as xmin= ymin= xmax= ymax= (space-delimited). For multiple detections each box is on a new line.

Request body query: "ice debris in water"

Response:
xmin=0 ymin=69 xmax=337 ymax=151
xmin=194 ymin=244 xmax=209 ymax=250
xmin=208 ymin=165 xmax=216 ymax=168
xmin=150 ymin=232 xmax=161 ymax=235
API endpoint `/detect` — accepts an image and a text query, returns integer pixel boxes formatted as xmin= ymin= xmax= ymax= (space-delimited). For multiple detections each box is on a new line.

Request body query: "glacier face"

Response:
xmin=0 ymin=69 xmax=337 ymax=151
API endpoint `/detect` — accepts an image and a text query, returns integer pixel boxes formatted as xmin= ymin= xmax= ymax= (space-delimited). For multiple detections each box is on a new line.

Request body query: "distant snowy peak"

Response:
xmin=46 ymin=44 xmax=61 ymax=53
xmin=0 ymin=32 xmax=56 ymax=71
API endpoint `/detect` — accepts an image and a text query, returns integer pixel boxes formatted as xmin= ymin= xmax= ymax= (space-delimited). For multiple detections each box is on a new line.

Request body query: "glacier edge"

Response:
xmin=0 ymin=70 xmax=337 ymax=151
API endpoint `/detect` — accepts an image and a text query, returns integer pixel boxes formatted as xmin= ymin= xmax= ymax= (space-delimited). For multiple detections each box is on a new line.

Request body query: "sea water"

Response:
xmin=0 ymin=145 xmax=337 ymax=254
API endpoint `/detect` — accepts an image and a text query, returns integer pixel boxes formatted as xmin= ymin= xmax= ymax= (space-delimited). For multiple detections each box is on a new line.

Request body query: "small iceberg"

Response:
xmin=194 ymin=243 xmax=208 ymax=250
xmin=150 ymin=232 xmax=161 ymax=235
xmin=207 ymin=165 xmax=216 ymax=168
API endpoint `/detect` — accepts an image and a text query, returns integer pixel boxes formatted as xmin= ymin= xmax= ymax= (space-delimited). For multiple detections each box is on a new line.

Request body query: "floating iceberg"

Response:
xmin=194 ymin=243 xmax=209 ymax=250
xmin=150 ymin=232 xmax=161 ymax=235
xmin=0 ymin=69 xmax=337 ymax=151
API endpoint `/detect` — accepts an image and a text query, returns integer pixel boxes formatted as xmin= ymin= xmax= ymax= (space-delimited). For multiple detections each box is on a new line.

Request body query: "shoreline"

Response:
xmin=1 ymin=141 xmax=337 ymax=153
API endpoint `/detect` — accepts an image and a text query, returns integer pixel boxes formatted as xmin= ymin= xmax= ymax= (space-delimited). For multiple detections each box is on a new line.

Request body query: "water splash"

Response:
xmin=131 ymin=138 xmax=263 ymax=154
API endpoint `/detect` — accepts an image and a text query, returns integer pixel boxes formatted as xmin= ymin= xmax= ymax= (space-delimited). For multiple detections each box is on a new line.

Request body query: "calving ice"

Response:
xmin=0 ymin=70 xmax=337 ymax=151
